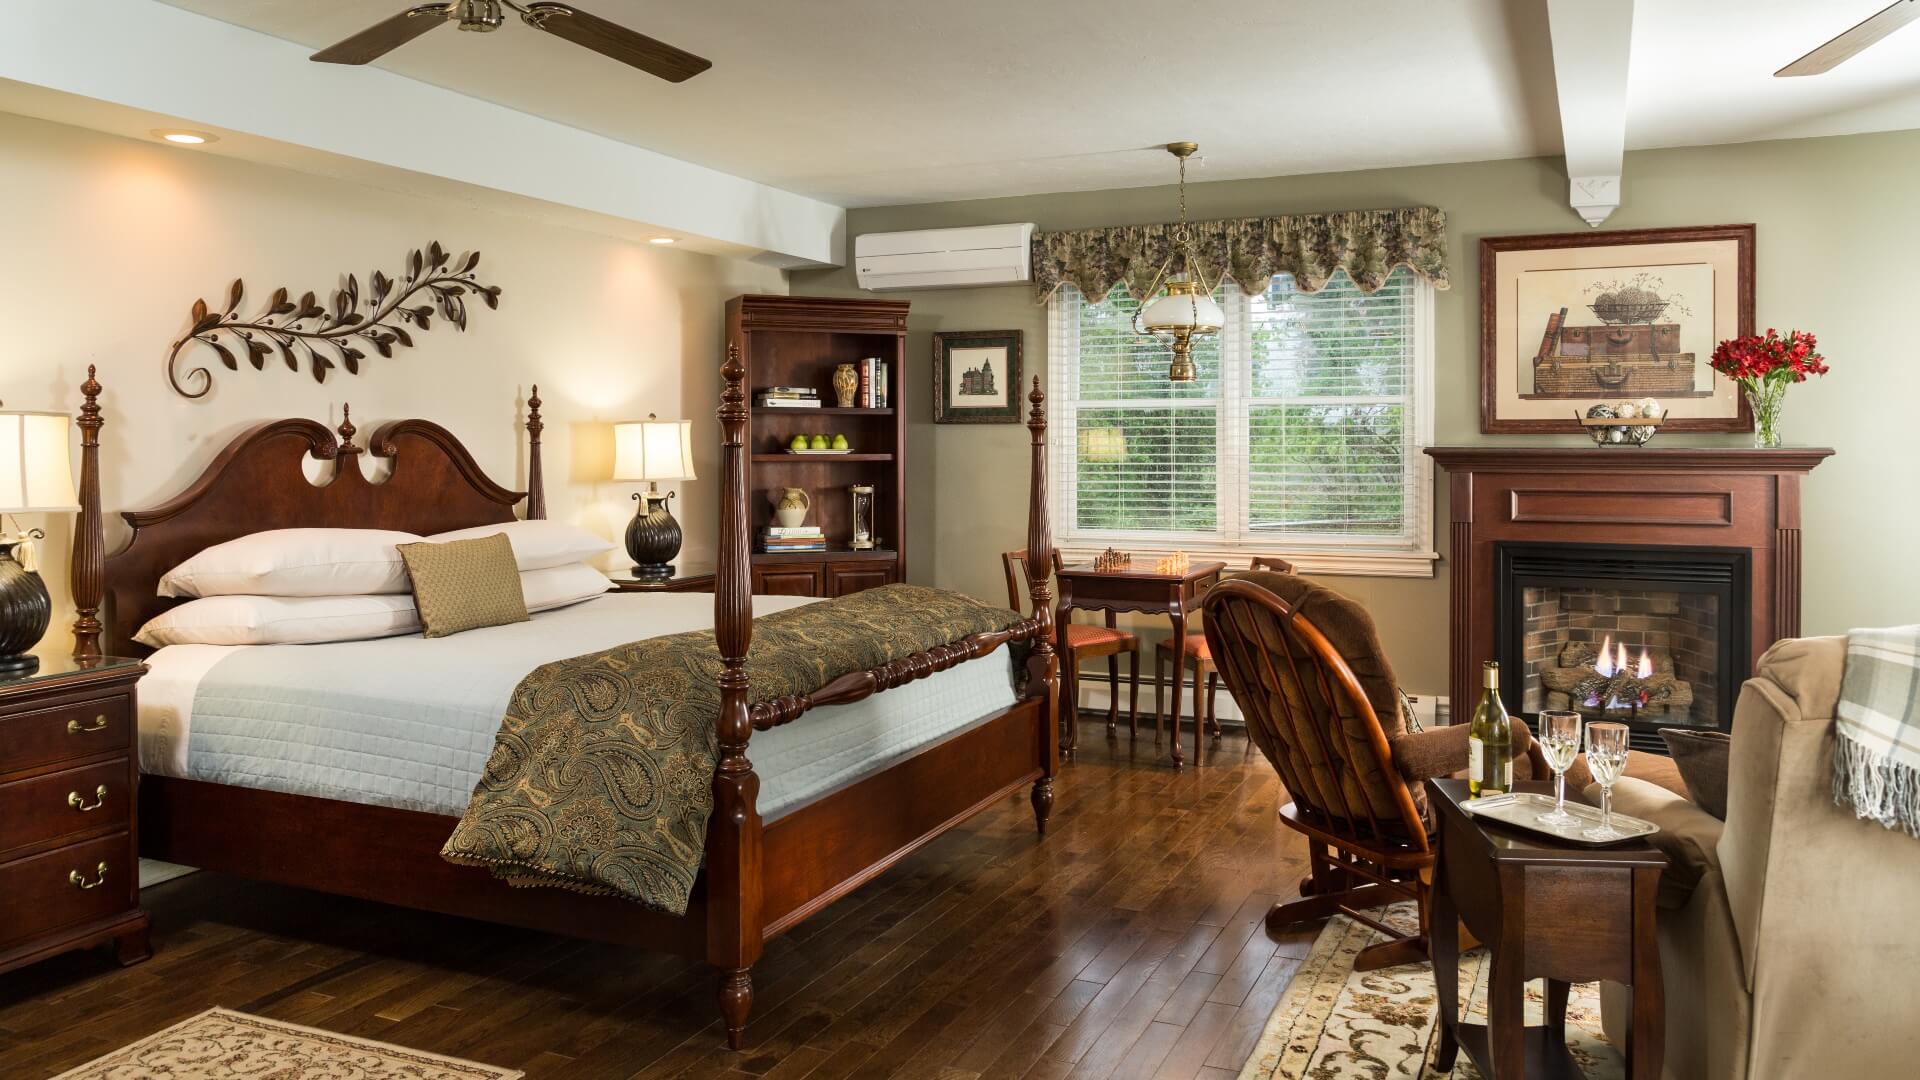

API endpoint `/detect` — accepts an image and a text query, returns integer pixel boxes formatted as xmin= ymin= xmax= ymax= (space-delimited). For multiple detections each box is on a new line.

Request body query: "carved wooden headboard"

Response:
xmin=77 ymin=379 xmax=545 ymax=657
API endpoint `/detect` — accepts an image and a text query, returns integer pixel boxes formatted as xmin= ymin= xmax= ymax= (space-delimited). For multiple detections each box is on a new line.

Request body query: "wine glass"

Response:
xmin=1536 ymin=710 xmax=1582 ymax=827
xmin=1583 ymin=722 xmax=1632 ymax=841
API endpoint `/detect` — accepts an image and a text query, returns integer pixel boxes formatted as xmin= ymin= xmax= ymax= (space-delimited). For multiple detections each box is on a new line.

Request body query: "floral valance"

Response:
xmin=1029 ymin=206 xmax=1450 ymax=303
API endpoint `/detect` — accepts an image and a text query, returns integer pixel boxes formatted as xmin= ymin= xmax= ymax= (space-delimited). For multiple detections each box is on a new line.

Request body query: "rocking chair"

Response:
xmin=1201 ymin=570 xmax=1546 ymax=971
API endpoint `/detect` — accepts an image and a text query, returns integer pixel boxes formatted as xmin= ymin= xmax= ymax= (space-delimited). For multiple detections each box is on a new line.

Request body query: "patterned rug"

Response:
xmin=1238 ymin=903 xmax=1624 ymax=1079
xmin=54 ymin=1008 xmax=523 ymax=1079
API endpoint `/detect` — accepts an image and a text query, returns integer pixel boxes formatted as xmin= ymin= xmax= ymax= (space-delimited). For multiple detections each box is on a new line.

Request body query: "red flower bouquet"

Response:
xmin=1709 ymin=329 xmax=1829 ymax=447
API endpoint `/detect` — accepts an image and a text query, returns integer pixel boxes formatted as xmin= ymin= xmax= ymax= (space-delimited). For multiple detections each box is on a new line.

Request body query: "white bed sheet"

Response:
xmin=135 ymin=591 xmax=1020 ymax=821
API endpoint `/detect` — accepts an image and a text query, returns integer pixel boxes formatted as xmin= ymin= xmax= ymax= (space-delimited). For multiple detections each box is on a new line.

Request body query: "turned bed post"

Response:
xmin=709 ymin=343 xmax=763 ymax=1049
xmin=1025 ymin=377 xmax=1059 ymax=833
xmin=523 ymin=385 xmax=546 ymax=520
xmin=71 ymin=366 xmax=105 ymax=659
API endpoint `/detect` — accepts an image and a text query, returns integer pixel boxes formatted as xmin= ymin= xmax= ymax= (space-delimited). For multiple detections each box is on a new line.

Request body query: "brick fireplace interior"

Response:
xmin=1497 ymin=544 xmax=1748 ymax=750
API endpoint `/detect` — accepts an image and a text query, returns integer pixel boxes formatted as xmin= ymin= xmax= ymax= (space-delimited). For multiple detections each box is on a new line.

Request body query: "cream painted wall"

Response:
xmin=792 ymin=130 xmax=1920 ymax=698
xmin=0 ymin=111 xmax=785 ymax=645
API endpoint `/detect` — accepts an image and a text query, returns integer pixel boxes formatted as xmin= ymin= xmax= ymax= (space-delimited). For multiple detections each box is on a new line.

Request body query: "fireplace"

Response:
xmin=1428 ymin=446 xmax=1831 ymax=753
xmin=1496 ymin=544 xmax=1748 ymax=750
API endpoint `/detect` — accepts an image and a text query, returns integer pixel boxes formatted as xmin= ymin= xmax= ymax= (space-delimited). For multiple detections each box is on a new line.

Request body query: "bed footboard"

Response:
xmin=702 ymin=349 xmax=1058 ymax=1049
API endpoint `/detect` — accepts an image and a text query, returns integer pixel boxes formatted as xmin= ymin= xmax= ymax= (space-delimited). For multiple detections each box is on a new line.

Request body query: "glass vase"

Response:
xmin=1744 ymin=380 xmax=1786 ymax=449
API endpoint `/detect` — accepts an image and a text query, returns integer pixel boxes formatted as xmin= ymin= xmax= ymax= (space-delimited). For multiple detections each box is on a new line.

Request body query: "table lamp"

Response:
xmin=613 ymin=414 xmax=696 ymax=581
xmin=0 ymin=407 xmax=80 ymax=674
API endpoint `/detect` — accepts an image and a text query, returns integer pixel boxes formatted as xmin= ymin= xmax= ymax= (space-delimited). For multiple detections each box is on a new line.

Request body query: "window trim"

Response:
xmin=1046 ymin=273 xmax=1438 ymax=579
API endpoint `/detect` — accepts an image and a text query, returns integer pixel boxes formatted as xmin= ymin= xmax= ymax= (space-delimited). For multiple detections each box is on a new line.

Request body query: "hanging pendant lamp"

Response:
xmin=1136 ymin=142 xmax=1223 ymax=382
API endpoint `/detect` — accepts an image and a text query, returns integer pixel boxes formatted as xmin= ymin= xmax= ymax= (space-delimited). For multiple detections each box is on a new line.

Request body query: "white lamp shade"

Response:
xmin=1140 ymin=289 xmax=1225 ymax=333
xmin=0 ymin=411 xmax=79 ymax=514
xmin=612 ymin=418 xmax=696 ymax=483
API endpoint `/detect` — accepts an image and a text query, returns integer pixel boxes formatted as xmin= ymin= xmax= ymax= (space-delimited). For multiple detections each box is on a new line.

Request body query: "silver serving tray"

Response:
xmin=1459 ymin=792 xmax=1658 ymax=846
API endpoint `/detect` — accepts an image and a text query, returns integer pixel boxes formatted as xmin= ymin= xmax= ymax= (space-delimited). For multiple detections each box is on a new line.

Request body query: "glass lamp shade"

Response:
xmin=0 ymin=411 xmax=79 ymax=514
xmin=612 ymin=417 xmax=696 ymax=483
xmin=1139 ymin=281 xmax=1224 ymax=334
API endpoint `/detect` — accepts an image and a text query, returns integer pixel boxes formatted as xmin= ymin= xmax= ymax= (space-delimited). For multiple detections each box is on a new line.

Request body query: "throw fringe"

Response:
xmin=1833 ymin=733 xmax=1920 ymax=838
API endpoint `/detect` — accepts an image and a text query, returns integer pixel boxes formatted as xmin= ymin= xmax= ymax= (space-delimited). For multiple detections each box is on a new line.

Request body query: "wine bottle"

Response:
xmin=1467 ymin=660 xmax=1514 ymax=797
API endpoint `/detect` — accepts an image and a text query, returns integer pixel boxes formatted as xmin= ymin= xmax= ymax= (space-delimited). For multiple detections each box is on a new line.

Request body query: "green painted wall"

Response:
xmin=790 ymin=131 xmax=1920 ymax=699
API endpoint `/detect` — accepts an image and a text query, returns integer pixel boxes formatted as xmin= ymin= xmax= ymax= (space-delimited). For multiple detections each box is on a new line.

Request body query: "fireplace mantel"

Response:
xmin=1426 ymin=445 xmax=1833 ymax=724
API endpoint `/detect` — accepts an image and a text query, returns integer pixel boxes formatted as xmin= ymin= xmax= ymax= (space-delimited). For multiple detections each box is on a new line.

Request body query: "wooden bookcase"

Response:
xmin=725 ymin=294 xmax=908 ymax=597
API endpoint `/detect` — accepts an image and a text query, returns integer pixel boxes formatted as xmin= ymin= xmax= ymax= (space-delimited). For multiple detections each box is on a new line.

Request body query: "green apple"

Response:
xmin=831 ymin=433 xmax=850 ymax=450
xmin=789 ymin=434 xmax=808 ymax=451
xmin=809 ymin=434 xmax=829 ymax=450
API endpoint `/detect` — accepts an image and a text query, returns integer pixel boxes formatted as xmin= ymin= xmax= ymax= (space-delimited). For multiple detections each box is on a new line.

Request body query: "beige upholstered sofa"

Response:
xmin=1596 ymin=636 xmax=1920 ymax=1079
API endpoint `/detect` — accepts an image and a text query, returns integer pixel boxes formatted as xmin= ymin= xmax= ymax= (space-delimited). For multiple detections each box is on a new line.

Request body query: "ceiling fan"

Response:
xmin=1776 ymin=0 xmax=1919 ymax=76
xmin=311 ymin=0 xmax=711 ymax=83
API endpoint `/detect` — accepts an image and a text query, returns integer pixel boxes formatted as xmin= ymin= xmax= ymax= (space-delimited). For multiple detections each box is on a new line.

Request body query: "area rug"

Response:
xmin=54 ymin=1007 xmax=523 ymax=1079
xmin=1237 ymin=902 xmax=1623 ymax=1079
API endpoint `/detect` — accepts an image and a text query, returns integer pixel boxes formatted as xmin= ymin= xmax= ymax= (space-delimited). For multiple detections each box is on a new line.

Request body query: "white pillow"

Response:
xmin=134 ymin=594 xmax=420 ymax=648
xmin=522 ymin=563 xmax=613 ymax=612
xmin=426 ymin=520 xmax=614 ymax=572
xmin=159 ymin=528 xmax=421 ymax=598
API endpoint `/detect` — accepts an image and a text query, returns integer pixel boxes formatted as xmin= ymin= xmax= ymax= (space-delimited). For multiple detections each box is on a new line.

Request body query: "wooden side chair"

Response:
xmin=1154 ymin=555 xmax=1293 ymax=742
xmin=1003 ymin=550 xmax=1140 ymax=734
xmin=1200 ymin=568 xmax=1548 ymax=971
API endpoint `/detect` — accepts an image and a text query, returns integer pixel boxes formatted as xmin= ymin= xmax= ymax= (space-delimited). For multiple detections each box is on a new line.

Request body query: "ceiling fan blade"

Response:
xmin=519 ymin=3 xmax=711 ymax=82
xmin=311 ymin=4 xmax=453 ymax=65
xmin=1776 ymin=0 xmax=1920 ymax=76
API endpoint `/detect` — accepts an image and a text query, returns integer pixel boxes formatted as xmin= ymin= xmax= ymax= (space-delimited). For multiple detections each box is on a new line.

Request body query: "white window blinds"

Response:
xmin=1047 ymin=267 xmax=1436 ymax=576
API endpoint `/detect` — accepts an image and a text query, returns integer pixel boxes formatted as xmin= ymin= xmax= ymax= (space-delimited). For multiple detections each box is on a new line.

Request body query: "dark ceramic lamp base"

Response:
xmin=625 ymin=490 xmax=682 ymax=582
xmin=0 ymin=548 xmax=50 ymax=676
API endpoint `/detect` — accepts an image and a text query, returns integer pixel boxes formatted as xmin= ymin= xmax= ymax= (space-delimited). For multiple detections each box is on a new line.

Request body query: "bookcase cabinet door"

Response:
xmin=826 ymin=563 xmax=896 ymax=598
xmin=753 ymin=565 xmax=824 ymax=597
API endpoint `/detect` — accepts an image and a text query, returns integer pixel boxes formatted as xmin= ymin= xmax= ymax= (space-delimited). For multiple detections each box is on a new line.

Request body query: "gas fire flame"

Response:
xmin=1587 ymin=635 xmax=1657 ymax=710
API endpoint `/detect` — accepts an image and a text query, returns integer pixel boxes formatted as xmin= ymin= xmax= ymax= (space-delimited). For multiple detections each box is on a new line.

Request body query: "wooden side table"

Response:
xmin=1054 ymin=560 xmax=1225 ymax=767
xmin=1426 ymin=778 xmax=1666 ymax=1079
xmin=0 ymin=654 xmax=150 ymax=977
xmin=609 ymin=563 xmax=716 ymax=593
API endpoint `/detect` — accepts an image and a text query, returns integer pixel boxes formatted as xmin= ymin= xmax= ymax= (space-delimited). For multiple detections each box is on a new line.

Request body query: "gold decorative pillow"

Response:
xmin=396 ymin=533 xmax=529 ymax=638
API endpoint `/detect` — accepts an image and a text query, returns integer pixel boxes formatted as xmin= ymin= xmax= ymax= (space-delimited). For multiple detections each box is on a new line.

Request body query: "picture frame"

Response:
xmin=933 ymin=330 xmax=1023 ymax=424
xmin=1480 ymin=224 xmax=1755 ymax=433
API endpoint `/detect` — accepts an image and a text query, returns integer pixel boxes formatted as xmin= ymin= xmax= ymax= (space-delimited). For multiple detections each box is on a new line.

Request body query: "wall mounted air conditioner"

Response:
xmin=854 ymin=222 xmax=1035 ymax=291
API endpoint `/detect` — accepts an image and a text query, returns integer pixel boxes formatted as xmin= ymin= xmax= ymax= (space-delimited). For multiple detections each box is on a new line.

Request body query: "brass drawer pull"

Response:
xmin=67 ymin=715 xmax=109 ymax=734
xmin=69 ymin=862 xmax=109 ymax=890
xmin=68 ymin=785 xmax=109 ymax=812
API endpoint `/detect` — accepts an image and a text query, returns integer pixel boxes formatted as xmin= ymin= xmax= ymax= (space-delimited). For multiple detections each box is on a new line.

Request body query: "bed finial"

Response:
xmin=525 ymin=385 xmax=546 ymax=520
xmin=71 ymin=366 xmax=105 ymax=659
xmin=1024 ymin=374 xmax=1058 ymax=827
xmin=336 ymin=405 xmax=362 ymax=456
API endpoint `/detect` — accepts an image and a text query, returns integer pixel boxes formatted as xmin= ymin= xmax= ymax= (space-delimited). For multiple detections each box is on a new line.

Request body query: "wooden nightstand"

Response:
xmin=609 ymin=563 xmax=716 ymax=593
xmin=0 ymin=653 xmax=150 ymax=976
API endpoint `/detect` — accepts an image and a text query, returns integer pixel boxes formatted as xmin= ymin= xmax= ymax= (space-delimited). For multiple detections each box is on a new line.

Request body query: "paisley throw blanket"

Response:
xmin=440 ymin=584 xmax=1027 ymax=914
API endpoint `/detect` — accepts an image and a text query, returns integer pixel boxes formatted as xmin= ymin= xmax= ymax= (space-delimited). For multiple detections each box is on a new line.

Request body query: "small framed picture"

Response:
xmin=933 ymin=330 xmax=1023 ymax=424
xmin=1481 ymin=224 xmax=1755 ymax=433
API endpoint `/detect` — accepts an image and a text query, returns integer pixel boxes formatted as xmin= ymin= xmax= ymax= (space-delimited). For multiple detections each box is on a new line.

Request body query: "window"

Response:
xmin=1048 ymin=267 xmax=1436 ymax=576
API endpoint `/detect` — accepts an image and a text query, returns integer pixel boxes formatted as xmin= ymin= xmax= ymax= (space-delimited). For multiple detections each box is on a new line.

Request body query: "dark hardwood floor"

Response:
xmin=0 ymin=720 xmax=1315 ymax=1079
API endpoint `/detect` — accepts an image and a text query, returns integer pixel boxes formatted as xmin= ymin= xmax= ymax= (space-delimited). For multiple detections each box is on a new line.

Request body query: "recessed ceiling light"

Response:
xmin=648 ymin=236 xmax=677 ymax=245
xmin=152 ymin=129 xmax=219 ymax=145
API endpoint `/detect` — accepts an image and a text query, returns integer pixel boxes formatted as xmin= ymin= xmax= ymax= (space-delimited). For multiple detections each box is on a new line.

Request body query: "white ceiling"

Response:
xmin=158 ymin=0 xmax=1920 ymax=208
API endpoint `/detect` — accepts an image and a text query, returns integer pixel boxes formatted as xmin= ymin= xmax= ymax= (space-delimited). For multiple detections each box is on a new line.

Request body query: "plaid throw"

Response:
xmin=1836 ymin=625 xmax=1920 ymax=838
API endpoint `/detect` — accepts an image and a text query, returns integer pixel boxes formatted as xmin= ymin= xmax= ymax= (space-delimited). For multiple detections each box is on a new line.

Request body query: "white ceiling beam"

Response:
xmin=0 ymin=0 xmax=843 ymax=267
xmin=1546 ymin=0 xmax=1635 ymax=227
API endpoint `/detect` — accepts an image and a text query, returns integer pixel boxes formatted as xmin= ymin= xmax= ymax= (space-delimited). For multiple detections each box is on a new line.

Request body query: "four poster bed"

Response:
xmin=67 ymin=346 xmax=1059 ymax=1047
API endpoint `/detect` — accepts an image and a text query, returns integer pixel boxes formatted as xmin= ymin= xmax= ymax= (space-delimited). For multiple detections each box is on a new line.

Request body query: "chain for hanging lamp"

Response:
xmin=1135 ymin=142 xmax=1223 ymax=382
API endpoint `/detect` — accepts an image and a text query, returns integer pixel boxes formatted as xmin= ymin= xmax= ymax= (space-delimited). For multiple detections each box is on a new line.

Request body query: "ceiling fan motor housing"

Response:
xmin=451 ymin=0 xmax=505 ymax=32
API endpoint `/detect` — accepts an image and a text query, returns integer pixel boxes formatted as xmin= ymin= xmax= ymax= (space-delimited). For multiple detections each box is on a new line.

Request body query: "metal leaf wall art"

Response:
xmin=166 ymin=241 xmax=503 ymax=399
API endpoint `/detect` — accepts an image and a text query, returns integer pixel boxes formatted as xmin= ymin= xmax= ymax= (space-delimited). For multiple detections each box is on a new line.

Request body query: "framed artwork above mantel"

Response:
xmin=1480 ymin=224 xmax=1755 ymax=434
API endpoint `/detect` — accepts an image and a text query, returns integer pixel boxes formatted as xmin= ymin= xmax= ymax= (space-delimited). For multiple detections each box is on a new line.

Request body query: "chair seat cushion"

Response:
xmin=1156 ymin=634 xmax=1212 ymax=659
xmin=1065 ymin=624 xmax=1135 ymax=650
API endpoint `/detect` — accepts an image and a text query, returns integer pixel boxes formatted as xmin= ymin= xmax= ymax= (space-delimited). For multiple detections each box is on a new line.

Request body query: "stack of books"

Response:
xmin=856 ymin=358 xmax=890 ymax=409
xmin=756 ymin=386 xmax=821 ymax=409
xmin=760 ymin=525 xmax=826 ymax=552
